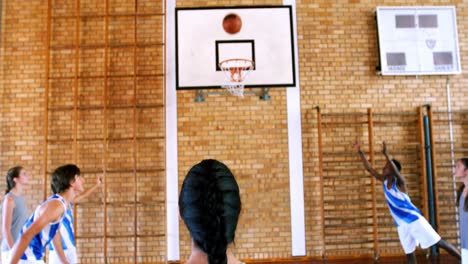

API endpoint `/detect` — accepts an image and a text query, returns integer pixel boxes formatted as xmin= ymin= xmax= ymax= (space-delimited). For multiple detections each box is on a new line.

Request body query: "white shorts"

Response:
xmin=17 ymin=259 xmax=45 ymax=264
xmin=2 ymin=251 xmax=10 ymax=264
xmin=462 ymin=248 xmax=468 ymax=264
xmin=48 ymin=248 xmax=77 ymax=264
xmin=397 ymin=217 xmax=441 ymax=254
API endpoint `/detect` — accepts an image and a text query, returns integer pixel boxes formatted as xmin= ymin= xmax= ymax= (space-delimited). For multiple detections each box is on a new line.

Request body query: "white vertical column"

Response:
xmin=283 ymin=0 xmax=306 ymax=256
xmin=165 ymin=0 xmax=179 ymax=261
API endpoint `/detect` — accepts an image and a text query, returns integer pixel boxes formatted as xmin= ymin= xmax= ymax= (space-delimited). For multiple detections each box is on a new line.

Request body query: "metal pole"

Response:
xmin=418 ymin=106 xmax=429 ymax=219
xmin=423 ymin=113 xmax=437 ymax=256
xmin=445 ymin=77 xmax=460 ymax=245
xmin=427 ymin=106 xmax=441 ymax=234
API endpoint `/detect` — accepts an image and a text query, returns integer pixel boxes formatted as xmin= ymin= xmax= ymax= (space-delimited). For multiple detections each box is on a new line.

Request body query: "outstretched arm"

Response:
xmin=353 ymin=142 xmax=384 ymax=182
xmin=382 ymin=142 xmax=408 ymax=193
xmin=73 ymin=175 xmax=102 ymax=204
xmin=9 ymin=200 xmax=65 ymax=264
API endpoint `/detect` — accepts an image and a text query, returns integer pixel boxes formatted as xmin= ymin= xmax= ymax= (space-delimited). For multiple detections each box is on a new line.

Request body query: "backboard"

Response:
xmin=175 ymin=6 xmax=296 ymax=90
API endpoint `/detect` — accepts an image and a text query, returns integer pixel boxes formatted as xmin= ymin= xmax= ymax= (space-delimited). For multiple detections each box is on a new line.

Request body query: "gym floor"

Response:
xmin=247 ymin=254 xmax=460 ymax=263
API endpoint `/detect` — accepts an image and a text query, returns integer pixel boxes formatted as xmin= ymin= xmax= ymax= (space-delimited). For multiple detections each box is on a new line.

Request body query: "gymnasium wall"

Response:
xmin=175 ymin=0 xmax=291 ymax=261
xmin=297 ymin=0 xmax=468 ymax=258
xmin=176 ymin=0 xmax=468 ymax=261
xmin=0 ymin=0 xmax=2 ymax=46
xmin=0 ymin=0 xmax=166 ymax=263
xmin=0 ymin=0 xmax=3 ymax=178
xmin=0 ymin=0 xmax=467 ymax=263
xmin=1 ymin=0 xmax=47 ymax=219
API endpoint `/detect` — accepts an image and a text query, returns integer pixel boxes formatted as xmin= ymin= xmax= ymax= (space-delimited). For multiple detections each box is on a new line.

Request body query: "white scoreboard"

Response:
xmin=376 ymin=6 xmax=461 ymax=76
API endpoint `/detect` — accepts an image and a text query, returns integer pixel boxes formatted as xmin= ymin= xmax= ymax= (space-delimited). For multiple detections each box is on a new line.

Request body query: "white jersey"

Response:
xmin=48 ymin=203 xmax=77 ymax=264
xmin=19 ymin=194 xmax=66 ymax=261
xmin=383 ymin=178 xmax=422 ymax=227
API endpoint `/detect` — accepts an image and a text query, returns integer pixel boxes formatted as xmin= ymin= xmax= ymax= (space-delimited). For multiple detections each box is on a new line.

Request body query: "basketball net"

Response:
xmin=219 ymin=59 xmax=254 ymax=97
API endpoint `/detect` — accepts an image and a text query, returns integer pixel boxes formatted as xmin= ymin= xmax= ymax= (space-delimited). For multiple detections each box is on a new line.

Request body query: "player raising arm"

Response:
xmin=353 ymin=142 xmax=460 ymax=264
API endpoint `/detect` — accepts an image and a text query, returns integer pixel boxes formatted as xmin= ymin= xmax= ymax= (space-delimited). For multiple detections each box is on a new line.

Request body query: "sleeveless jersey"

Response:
xmin=1 ymin=192 xmax=29 ymax=252
xmin=19 ymin=194 xmax=67 ymax=261
xmin=383 ymin=178 xmax=421 ymax=227
xmin=49 ymin=202 xmax=75 ymax=251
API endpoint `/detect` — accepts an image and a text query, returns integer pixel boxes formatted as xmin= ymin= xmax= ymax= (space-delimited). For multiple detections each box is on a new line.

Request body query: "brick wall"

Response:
xmin=175 ymin=0 xmax=291 ymax=261
xmin=298 ymin=0 xmax=468 ymax=257
xmin=1 ymin=0 xmax=166 ymax=263
xmin=0 ymin=0 xmax=2 ymax=46
xmin=0 ymin=0 xmax=47 ymax=214
xmin=0 ymin=0 xmax=467 ymax=263
xmin=0 ymin=0 xmax=3 ymax=172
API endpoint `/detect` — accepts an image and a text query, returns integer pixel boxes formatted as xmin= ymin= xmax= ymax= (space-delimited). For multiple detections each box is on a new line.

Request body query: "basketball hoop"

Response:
xmin=219 ymin=58 xmax=254 ymax=97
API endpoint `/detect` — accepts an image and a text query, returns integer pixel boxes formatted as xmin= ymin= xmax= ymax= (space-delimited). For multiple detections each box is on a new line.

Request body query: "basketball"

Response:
xmin=223 ymin=13 xmax=242 ymax=34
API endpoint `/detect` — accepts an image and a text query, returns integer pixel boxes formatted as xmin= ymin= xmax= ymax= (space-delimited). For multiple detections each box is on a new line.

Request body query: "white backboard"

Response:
xmin=376 ymin=6 xmax=461 ymax=75
xmin=176 ymin=6 xmax=296 ymax=89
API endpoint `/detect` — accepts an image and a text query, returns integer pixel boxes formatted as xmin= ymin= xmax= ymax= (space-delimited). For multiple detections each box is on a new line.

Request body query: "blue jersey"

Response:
xmin=383 ymin=178 xmax=422 ymax=227
xmin=19 ymin=194 xmax=67 ymax=261
xmin=49 ymin=203 xmax=75 ymax=251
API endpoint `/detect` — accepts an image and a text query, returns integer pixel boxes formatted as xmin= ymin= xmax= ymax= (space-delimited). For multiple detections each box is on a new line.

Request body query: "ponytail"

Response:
xmin=5 ymin=166 xmax=23 ymax=194
xmin=197 ymin=179 xmax=227 ymax=264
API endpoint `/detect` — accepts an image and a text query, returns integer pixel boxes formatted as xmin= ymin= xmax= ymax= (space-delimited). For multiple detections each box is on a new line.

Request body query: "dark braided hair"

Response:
xmin=5 ymin=166 xmax=24 ymax=194
xmin=456 ymin=158 xmax=468 ymax=211
xmin=179 ymin=159 xmax=241 ymax=264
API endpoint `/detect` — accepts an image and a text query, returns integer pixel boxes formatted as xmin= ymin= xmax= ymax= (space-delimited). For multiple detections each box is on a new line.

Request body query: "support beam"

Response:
xmin=165 ymin=0 xmax=179 ymax=261
xmin=283 ymin=0 xmax=305 ymax=256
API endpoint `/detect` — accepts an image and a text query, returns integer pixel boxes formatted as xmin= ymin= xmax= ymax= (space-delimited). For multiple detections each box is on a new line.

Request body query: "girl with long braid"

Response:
xmin=455 ymin=158 xmax=468 ymax=264
xmin=1 ymin=166 xmax=30 ymax=264
xmin=179 ymin=159 xmax=243 ymax=264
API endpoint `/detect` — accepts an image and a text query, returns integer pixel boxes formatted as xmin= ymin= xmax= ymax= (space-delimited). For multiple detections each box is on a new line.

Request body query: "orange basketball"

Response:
xmin=223 ymin=13 xmax=242 ymax=34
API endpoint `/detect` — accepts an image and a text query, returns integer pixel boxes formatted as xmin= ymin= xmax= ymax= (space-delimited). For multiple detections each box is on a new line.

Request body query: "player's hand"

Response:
xmin=352 ymin=141 xmax=361 ymax=152
xmin=97 ymin=175 xmax=102 ymax=186
xmin=382 ymin=141 xmax=388 ymax=155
